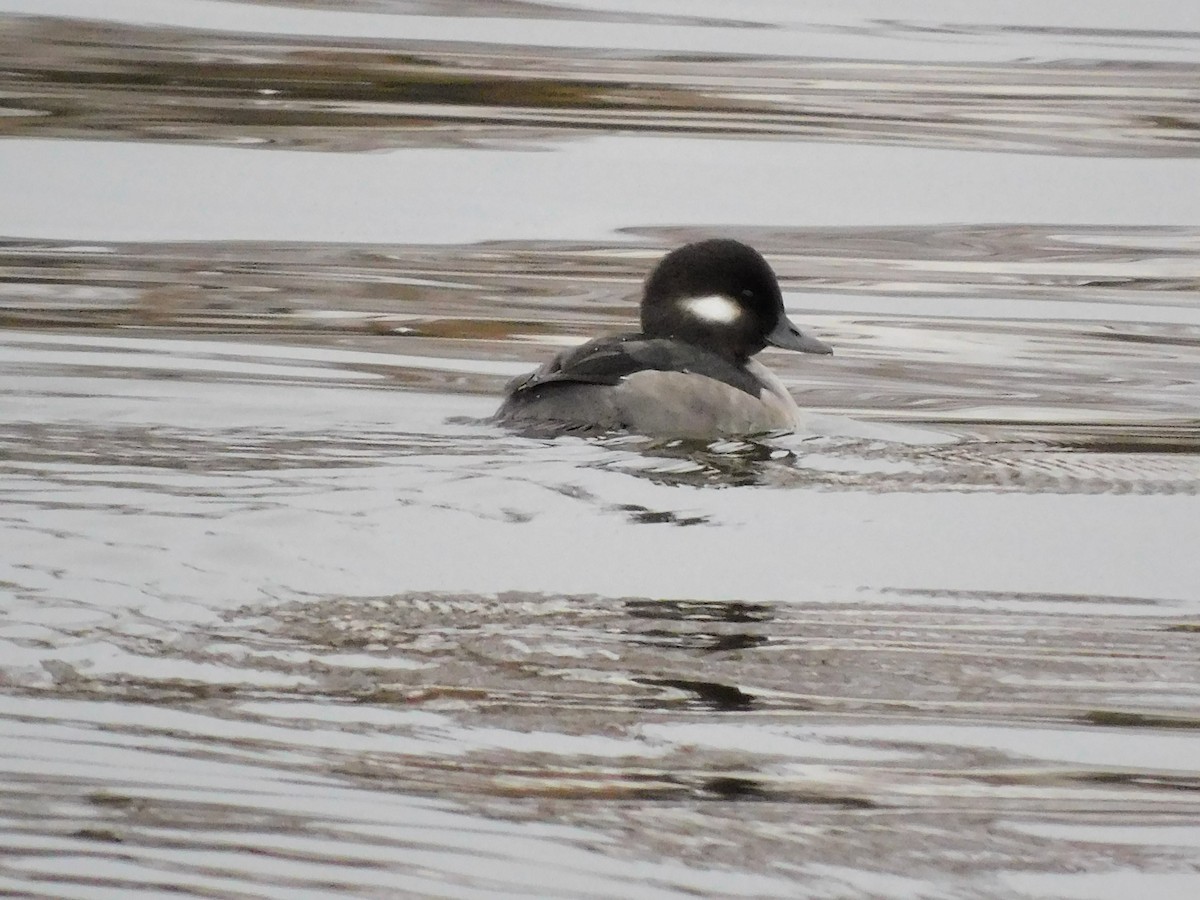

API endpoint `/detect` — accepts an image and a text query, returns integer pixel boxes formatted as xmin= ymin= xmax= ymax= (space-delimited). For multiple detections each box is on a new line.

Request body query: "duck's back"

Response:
xmin=494 ymin=335 xmax=800 ymax=438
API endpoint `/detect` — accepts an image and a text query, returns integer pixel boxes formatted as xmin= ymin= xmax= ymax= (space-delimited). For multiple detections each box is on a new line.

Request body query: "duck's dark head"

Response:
xmin=640 ymin=239 xmax=832 ymax=361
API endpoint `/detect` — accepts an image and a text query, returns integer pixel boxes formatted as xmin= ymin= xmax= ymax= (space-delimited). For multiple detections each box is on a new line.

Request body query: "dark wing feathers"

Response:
xmin=505 ymin=334 xmax=761 ymax=398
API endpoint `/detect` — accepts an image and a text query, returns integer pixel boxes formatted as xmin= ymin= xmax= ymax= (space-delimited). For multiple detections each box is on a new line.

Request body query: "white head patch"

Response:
xmin=679 ymin=294 xmax=743 ymax=325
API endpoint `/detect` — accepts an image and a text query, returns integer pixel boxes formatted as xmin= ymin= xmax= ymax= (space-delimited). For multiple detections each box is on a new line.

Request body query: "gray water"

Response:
xmin=2 ymin=2 xmax=1200 ymax=898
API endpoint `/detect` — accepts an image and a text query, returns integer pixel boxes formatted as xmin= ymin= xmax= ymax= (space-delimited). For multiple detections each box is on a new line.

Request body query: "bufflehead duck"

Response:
xmin=494 ymin=239 xmax=832 ymax=438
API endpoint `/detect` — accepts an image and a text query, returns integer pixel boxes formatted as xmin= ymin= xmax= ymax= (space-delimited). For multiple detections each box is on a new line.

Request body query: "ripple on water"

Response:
xmin=2 ymin=12 xmax=1198 ymax=155
xmin=2 ymin=590 xmax=1200 ymax=896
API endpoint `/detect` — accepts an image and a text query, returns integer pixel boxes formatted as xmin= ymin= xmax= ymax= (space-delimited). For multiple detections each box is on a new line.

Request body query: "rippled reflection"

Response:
xmin=3 ymin=13 xmax=1198 ymax=156
xmin=4 ymin=589 xmax=1200 ymax=893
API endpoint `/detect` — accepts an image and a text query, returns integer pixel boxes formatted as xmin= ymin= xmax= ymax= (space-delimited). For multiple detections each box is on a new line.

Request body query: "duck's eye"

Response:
xmin=740 ymin=288 xmax=755 ymax=299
